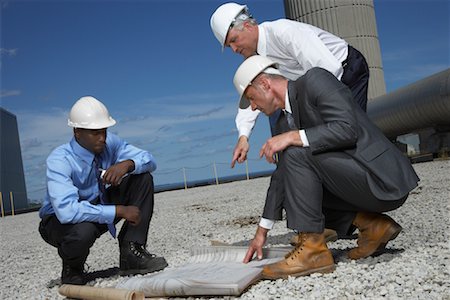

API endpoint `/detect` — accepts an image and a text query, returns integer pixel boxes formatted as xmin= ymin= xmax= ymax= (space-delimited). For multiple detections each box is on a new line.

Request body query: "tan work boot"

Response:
xmin=290 ymin=228 xmax=337 ymax=245
xmin=263 ymin=232 xmax=335 ymax=280
xmin=348 ymin=212 xmax=402 ymax=260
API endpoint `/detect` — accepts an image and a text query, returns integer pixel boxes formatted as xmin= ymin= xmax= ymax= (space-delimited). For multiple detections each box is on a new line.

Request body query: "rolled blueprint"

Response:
xmin=59 ymin=284 xmax=144 ymax=300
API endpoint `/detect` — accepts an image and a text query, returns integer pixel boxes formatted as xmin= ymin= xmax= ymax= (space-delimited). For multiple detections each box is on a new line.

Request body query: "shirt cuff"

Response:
xmin=238 ymin=127 xmax=252 ymax=139
xmin=101 ymin=205 xmax=116 ymax=224
xmin=300 ymin=129 xmax=309 ymax=147
xmin=259 ymin=217 xmax=274 ymax=230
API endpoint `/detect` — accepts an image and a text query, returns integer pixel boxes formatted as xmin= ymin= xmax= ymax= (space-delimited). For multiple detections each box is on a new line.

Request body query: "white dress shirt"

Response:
xmin=235 ymin=19 xmax=348 ymax=138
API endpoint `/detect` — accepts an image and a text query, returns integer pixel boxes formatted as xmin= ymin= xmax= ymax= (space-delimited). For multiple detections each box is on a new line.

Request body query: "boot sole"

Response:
xmin=119 ymin=261 xmax=168 ymax=276
xmin=262 ymin=264 xmax=336 ymax=280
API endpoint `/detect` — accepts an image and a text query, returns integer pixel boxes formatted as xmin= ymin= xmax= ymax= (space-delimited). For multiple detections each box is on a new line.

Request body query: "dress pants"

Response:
xmin=38 ymin=173 xmax=154 ymax=268
xmin=341 ymin=45 xmax=370 ymax=112
xmin=279 ymin=146 xmax=407 ymax=235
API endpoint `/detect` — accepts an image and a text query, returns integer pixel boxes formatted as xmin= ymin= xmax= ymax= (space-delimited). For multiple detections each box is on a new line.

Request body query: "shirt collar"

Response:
xmin=70 ymin=137 xmax=95 ymax=164
xmin=257 ymin=25 xmax=266 ymax=56
xmin=284 ymin=89 xmax=292 ymax=114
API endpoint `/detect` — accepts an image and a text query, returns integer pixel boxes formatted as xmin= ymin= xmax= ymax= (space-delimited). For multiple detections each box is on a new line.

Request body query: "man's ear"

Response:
xmin=243 ymin=20 xmax=254 ymax=31
xmin=259 ymin=76 xmax=271 ymax=91
xmin=73 ymin=128 xmax=79 ymax=139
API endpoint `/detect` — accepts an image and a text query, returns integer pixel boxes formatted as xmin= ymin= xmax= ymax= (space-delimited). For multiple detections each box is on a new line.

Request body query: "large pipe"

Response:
xmin=367 ymin=68 xmax=450 ymax=139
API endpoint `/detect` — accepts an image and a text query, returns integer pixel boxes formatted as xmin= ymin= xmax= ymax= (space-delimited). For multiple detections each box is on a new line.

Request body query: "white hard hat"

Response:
xmin=233 ymin=55 xmax=278 ymax=109
xmin=68 ymin=96 xmax=116 ymax=129
xmin=210 ymin=2 xmax=247 ymax=49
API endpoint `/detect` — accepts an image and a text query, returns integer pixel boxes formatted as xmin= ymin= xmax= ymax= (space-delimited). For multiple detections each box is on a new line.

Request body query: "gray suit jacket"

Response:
xmin=262 ymin=68 xmax=419 ymax=219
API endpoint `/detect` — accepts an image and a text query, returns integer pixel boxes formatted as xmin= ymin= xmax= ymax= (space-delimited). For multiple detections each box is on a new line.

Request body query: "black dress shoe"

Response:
xmin=119 ymin=241 xmax=168 ymax=276
xmin=61 ymin=262 xmax=86 ymax=285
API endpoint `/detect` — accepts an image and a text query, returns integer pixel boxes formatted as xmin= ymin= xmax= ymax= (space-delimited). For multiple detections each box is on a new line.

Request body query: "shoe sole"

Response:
xmin=262 ymin=264 xmax=336 ymax=280
xmin=119 ymin=261 xmax=168 ymax=276
xmin=348 ymin=222 xmax=402 ymax=260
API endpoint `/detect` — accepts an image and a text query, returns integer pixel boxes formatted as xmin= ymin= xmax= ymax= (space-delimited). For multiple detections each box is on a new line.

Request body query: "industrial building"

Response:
xmin=0 ymin=107 xmax=28 ymax=214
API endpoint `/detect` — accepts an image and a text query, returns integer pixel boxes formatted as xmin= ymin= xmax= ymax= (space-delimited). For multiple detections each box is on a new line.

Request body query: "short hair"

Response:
xmin=254 ymin=72 xmax=284 ymax=85
xmin=231 ymin=12 xmax=257 ymax=31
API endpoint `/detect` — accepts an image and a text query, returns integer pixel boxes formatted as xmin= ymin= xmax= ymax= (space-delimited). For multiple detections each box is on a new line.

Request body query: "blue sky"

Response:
xmin=1 ymin=0 xmax=449 ymax=202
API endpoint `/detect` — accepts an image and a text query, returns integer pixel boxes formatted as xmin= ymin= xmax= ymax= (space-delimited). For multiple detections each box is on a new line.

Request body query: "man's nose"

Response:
xmin=99 ymin=133 xmax=106 ymax=142
xmin=250 ymin=102 xmax=257 ymax=111
xmin=230 ymin=44 xmax=238 ymax=53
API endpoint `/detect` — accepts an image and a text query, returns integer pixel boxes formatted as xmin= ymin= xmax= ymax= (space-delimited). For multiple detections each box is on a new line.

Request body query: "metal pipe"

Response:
xmin=367 ymin=68 xmax=450 ymax=138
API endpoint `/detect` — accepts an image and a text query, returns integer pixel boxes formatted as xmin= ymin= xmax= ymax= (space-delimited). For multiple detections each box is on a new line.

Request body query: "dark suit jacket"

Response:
xmin=262 ymin=68 xmax=419 ymax=219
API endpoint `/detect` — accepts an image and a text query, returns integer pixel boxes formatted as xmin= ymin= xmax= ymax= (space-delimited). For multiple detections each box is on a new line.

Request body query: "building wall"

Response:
xmin=0 ymin=108 xmax=28 ymax=213
xmin=283 ymin=0 xmax=386 ymax=100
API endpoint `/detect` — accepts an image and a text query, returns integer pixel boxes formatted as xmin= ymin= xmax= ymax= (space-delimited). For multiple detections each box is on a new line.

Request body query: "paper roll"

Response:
xmin=58 ymin=284 xmax=144 ymax=300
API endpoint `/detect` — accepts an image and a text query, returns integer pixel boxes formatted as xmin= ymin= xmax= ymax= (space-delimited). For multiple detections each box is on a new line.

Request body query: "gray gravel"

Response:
xmin=1 ymin=160 xmax=449 ymax=299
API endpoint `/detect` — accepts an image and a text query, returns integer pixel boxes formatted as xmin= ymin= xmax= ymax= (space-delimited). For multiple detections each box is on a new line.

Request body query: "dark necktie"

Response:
xmin=285 ymin=111 xmax=296 ymax=130
xmin=94 ymin=155 xmax=116 ymax=238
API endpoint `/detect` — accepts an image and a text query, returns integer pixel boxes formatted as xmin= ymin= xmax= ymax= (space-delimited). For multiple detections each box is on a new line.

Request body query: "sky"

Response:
xmin=1 ymin=0 xmax=449 ymax=202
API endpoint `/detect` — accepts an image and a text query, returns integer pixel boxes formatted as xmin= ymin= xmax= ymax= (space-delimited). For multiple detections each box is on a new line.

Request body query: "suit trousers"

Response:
xmin=38 ymin=173 xmax=154 ymax=267
xmin=280 ymin=146 xmax=407 ymax=234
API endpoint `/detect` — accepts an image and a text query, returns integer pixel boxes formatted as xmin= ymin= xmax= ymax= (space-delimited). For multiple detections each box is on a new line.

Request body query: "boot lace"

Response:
xmin=285 ymin=233 xmax=306 ymax=260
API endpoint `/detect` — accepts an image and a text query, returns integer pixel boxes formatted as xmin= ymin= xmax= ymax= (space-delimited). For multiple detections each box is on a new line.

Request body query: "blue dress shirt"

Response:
xmin=39 ymin=132 xmax=157 ymax=225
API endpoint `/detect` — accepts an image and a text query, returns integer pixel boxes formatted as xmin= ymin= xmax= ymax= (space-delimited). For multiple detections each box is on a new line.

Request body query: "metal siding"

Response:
xmin=0 ymin=108 xmax=29 ymax=212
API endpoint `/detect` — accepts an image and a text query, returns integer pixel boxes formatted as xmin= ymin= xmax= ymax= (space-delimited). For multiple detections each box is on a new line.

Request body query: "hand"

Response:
xmin=259 ymin=131 xmax=303 ymax=164
xmin=243 ymin=226 xmax=268 ymax=263
xmin=116 ymin=205 xmax=141 ymax=226
xmin=103 ymin=160 xmax=135 ymax=186
xmin=231 ymin=136 xmax=250 ymax=168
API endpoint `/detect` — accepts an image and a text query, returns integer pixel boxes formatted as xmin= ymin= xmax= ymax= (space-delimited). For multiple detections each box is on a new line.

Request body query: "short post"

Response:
xmin=0 ymin=192 xmax=4 ymax=218
xmin=245 ymin=160 xmax=250 ymax=180
xmin=9 ymin=191 xmax=15 ymax=216
xmin=213 ymin=162 xmax=219 ymax=185
xmin=182 ymin=168 xmax=187 ymax=190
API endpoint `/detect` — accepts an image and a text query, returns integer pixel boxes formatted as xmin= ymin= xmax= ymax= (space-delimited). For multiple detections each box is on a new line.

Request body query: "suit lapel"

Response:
xmin=288 ymin=81 xmax=301 ymax=128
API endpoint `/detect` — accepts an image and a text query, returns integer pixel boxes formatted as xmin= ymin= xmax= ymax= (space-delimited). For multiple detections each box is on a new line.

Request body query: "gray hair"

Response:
xmin=231 ymin=11 xmax=257 ymax=30
xmin=252 ymin=72 xmax=285 ymax=91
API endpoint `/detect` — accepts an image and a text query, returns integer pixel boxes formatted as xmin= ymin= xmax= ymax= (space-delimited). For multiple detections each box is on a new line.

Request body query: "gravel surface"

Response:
xmin=1 ymin=160 xmax=449 ymax=299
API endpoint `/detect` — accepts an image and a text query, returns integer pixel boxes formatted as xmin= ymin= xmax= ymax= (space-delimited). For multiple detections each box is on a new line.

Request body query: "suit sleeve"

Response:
xmin=302 ymin=68 xmax=358 ymax=154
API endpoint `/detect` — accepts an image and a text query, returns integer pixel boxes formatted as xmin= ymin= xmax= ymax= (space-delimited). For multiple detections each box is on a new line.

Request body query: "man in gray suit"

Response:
xmin=233 ymin=56 xmax=419 ymax=280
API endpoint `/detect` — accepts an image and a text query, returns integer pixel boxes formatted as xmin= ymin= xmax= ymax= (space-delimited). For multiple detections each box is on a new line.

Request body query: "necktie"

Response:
xmin=285 ymin=111 xmax=297 ymax=130
xmin=94 ymin=155 xmax=116 ymax=238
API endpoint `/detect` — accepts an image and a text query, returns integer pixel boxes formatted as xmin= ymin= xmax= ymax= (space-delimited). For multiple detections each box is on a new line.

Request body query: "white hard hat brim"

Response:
xmin=239 ymin=95 xmax=251 ymax=109
xmin=68 ymin=117 xmax=116 ymax=129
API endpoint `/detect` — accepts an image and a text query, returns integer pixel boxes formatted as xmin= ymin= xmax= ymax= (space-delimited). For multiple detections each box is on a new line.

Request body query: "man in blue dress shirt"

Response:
xmin=39 ymin=96 xmax=167 ymax=285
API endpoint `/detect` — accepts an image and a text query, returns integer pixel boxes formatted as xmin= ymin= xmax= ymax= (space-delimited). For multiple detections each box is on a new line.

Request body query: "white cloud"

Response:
xmin=0 ymin=48 xmax=17 ymax=56
xmin=0 ymin=89 xmax=21 ymax=97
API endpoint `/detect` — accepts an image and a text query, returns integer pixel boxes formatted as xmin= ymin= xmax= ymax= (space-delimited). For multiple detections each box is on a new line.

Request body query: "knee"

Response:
xmin=66 ymin=222 xmax=98 ymax=247
xmin=281 ymin=146 xmax=309 ymax=164
xmin=131 ymin=172 xmax=153 ymax=184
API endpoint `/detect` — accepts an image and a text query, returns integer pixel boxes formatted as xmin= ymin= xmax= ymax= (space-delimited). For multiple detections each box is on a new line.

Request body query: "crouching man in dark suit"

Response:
xmin=232 ymin=56 xmax=419 ymax=279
